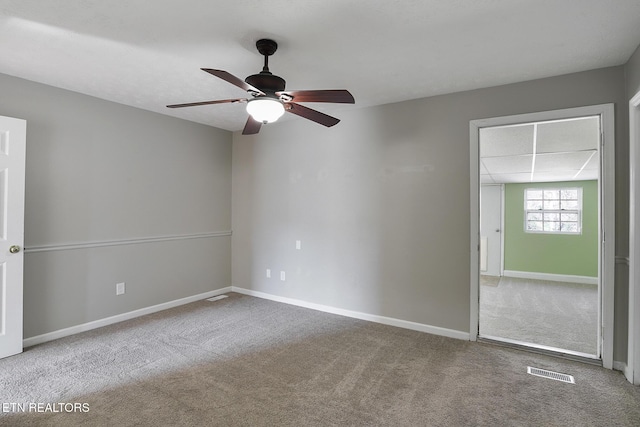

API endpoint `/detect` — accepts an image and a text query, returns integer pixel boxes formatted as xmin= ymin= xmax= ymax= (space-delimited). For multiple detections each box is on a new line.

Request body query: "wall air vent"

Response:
xmin=206 ymin=295 xmax=228 ymax=302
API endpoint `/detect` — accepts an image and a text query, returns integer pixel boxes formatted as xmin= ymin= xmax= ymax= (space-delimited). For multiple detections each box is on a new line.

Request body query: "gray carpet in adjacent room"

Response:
xmin=480 ymin=276 xmax=598 ymax=355
xmin=1 ymin=293 xmax=638 ymax=426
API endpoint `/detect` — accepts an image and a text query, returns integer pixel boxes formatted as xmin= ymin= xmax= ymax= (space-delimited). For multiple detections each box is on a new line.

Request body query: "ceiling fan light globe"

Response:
xmin=246 ymin=98 xmax=285 ymax=124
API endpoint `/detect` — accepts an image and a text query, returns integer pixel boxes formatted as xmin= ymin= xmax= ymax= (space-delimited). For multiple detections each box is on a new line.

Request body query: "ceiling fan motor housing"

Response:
xmin=245 ymin=72 xmax=286 ymax=95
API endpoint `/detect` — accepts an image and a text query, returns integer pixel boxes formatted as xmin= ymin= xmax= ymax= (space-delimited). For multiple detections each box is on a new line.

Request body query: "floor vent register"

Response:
xmin=527 ymin=366 xmax=575 ymax=384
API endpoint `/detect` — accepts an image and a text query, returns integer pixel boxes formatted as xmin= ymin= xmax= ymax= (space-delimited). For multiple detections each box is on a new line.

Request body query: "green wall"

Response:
xmin=504 ymin=180 xmax=598 ymax=277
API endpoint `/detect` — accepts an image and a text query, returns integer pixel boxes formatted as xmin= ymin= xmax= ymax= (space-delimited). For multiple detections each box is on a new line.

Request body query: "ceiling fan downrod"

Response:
xmin=256 ymin=39 xmax=278 ymax=74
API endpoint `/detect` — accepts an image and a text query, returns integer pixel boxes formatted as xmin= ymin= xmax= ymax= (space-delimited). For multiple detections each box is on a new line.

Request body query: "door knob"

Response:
xmin=495 ymin=229 xmax=500 ymax=233
xmin=9 ymin=245 xmax=20 ymax=254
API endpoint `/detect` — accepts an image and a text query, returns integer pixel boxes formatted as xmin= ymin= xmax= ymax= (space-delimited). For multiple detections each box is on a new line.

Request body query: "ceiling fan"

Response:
xmin=167 ymin=39 xmax=355 ymax=135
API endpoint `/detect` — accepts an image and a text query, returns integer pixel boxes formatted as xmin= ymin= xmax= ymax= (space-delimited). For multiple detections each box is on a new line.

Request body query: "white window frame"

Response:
xmin=524 ymin=187 xmax=583 ymax=235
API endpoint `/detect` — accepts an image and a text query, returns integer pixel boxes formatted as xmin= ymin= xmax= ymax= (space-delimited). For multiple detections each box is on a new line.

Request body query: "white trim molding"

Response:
xmin=232 ymin=286 xmax=470 ymax=341
xmin=23 ymin=287 xmax=232 ymax=348
xmin=628 ymin=89 xmax=640 ymax=385
xmin=503 ymin=270 xmax=598 ymax=285
xmin=24 ymin=231 xmax=232 ymax=254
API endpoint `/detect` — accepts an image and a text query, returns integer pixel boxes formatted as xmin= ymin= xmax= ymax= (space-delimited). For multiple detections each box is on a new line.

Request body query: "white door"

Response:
xmin=0 ymin=116 xmax=26 ymax=359
xmin=480 ymin=185 xmax=502 ymax=276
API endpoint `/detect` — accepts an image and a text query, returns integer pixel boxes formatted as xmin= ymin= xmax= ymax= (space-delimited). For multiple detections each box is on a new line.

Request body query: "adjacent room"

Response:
xmin=478 ymin=117 xmax=601 ymax=357
xmin=1 ymin=1 xmax=640 ymax=425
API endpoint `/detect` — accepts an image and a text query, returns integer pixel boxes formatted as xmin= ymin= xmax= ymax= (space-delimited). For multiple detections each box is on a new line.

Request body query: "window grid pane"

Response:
xmin=524 ymin=187 xmax=582 ymax=234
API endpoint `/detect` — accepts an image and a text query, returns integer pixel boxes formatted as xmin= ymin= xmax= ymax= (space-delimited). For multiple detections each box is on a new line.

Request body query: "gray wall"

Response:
xmin=0 ymin=74 xmax=232 ymax=338
xmin=2 ymin=54 xmax=636 ymax=361
xmin=232 ymin=66 xmax=629 ymax=359
xmin=627 ymin=43 xmax=640 ymax=99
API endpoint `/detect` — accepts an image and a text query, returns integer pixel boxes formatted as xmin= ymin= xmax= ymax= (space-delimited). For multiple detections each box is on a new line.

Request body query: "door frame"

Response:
xmin=628 ymin=91 xmax=640 ymax=384
xmin=469 ymin=104 xmax=615 ymax=369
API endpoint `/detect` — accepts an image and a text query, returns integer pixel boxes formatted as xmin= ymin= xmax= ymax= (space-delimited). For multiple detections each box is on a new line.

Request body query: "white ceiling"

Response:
xmin=1 ymin=1 xmax=639 ymax=132
xmin=480 ymin=117 xmax=600 ymax=184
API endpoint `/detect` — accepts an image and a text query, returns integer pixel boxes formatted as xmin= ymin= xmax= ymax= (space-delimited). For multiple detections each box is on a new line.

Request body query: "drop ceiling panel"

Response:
xmin=534 ymin=151 xmax=595 ymax=171
xmin=532 ymin=170 xmax=584 ymax=182
xmin=583 ymin=153 xmax=599 ymax=170
xmin=481 ymin=155 xmax=532 ymax=175
xmin=536 ymin=117 xmax=600 ymax=153
xmin=480 ymin=125 xmax=534 ymax=157
xmin=489 ymin=173 xmax=533 ymax=183
xmin=574 ymin=168 xmax=598 ymax=181
xmin=480 ymin=175 xmax=495 ymax=184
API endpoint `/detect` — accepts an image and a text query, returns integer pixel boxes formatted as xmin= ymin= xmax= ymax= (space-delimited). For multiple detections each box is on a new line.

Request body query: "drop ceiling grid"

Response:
xmin=480 ymin=117 xmax=600 ymax=184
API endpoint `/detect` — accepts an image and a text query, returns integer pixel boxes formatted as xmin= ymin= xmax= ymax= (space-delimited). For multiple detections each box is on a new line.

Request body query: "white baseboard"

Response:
xmin=231 ymin=286 xmax=469 ymax=341
xmin=503 ymin=270 xmax=598 ymax=285
xmin=23 ymin=285 xmax=470 ymax=348
xmin=23 ymin=287 xmax=232 ymax=348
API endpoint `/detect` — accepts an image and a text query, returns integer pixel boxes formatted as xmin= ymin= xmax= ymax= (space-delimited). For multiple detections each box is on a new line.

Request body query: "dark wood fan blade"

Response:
xmin=202 ymin=69 xmax=265 ymax=96
xmin=276 ymin=90 xmax=354 ymax=104
xmin=167 ymin=98 xmax=247 ymax=108
xmin=285 ymin=102 xmax=340 ymax=127
xmin=242 ymin=116 xmax=262 ymax=135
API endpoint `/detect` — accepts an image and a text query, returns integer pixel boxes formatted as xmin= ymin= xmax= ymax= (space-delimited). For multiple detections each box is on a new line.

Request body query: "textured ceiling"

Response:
xmin=480 ymin=117 xmax=600 ymax=184
xmin=1 ymin=1 xmax=639 ymax=132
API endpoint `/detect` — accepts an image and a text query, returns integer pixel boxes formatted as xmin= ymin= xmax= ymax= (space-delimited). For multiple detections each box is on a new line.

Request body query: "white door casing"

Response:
xmin=0 ymin=115 xmax=26 ymax=359
xmin=629 ymin=91 xmax=640 ymax=385
xmin=469 ymin=104 xmax=614 ymax=370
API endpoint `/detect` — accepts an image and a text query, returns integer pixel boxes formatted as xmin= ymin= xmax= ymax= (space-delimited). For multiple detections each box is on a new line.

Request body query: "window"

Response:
xmin=524 ymin=188 xmax=582 ymax=234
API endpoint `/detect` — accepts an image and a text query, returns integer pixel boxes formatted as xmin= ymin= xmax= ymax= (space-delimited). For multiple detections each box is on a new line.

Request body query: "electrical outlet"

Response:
xmin=280 ymin=271 xmax=286 ymax=281
xmin=296 ymin=240 xmax=301 ymax=250
xmin=266 ymin=269 xmax=271 ymax=278
xmin=116 ymin=282 xmax=126 ymax=295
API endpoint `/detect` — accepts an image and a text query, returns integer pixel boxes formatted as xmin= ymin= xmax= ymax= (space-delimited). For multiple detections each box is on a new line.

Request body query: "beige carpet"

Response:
xmin=480 ymin=276 xmax=598 ymax=355
xmin=1 ymin=293 xmax=639 ymax=426
xmin=480 ymin=275 xmax=500 ymax=287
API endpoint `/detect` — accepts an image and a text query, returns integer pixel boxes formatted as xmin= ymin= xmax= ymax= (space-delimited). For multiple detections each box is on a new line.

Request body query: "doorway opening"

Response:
xmin=470 ymin=105 xmax=615 ymax=368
